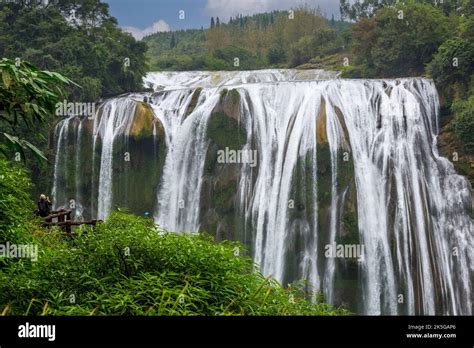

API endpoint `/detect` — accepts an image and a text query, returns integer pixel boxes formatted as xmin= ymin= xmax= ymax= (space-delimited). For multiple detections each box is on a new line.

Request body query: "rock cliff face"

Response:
xmin=52 ymin=70 xmax=473 ymax=315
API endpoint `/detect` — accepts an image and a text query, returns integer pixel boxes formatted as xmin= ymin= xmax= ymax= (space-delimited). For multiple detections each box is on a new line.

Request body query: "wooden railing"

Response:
xmin=41 ymin=209 xmax=101 ymax=235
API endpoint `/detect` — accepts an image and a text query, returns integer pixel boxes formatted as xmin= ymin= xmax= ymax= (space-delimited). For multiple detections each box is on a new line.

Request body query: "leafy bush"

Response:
xmin=351 ymin=1 xmax=450 ymax=77
xmin=0 ymin=159 xmax=34 ymax=246
xmin=428 ymin=10 xmax=474 ymax=105
xmin=0 ymin=58 xmax=72 ymax=161
xmin=0 ymin=212 xmax=348 ymax=316
xmin=452 ymin=95 xmax=474 ymax=152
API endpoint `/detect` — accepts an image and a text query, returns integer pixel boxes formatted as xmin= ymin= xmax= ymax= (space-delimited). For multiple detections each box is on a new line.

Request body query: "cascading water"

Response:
xmin=151 ymin=89 xmax=222 ymax=232
xmin=93 ymin=98 xmax=138 ymax=220
xmin=52 ymin=70 xmax=473 ymax=315
xmin=143 ymin=69 xmax=339 ymax=91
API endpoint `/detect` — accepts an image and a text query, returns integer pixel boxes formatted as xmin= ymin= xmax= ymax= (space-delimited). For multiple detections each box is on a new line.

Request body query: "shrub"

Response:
xmin=452 ymin=95 xmax=474 ymax=152
xmin=0 ymin=212 xmax=348 ymax=316
xmin=428 ymin=38 xmax=474 ymax=99
xmin=0 ymin=159 xmax=34 ymax=246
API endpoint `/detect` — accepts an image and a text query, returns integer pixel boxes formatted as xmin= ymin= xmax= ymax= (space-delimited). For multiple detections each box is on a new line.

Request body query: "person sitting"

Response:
xmin=37 ymin=194 xmax=52 ymax=218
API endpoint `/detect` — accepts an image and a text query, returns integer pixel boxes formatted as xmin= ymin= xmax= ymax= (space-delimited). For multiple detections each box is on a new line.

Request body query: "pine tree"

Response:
xmin=211 ymin=17 xmax=215 ymax=29
xmin=216 ymin=17 xmax=220 ymax=27
xmin=170 ymin=34 xmax=176 ymax=48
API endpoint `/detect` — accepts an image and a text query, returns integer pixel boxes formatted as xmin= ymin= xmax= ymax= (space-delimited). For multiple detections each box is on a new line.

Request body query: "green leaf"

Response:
xmin=22 ymin=140 xmax=47 ymax=162
xmin=2 ymin=70 xmax=11 ymax=88
xmin=2 ymin=132 xmax=47 ymax=162
xmin=3 ymin=132 xmax=20 ymax=146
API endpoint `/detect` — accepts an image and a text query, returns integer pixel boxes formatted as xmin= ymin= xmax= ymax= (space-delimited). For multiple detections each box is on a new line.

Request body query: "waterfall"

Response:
xmin=144 ymin=69 xmax=339 ymax=91
xmin=93 ymin=98 xmax=138 ymax=220
xmin=51 ymin=70 xmax=473 ymax=315
xmin=51 ymin=116 xmax=72 ymax=208
xmin=150 ymin=89 xmax=221 ymax=232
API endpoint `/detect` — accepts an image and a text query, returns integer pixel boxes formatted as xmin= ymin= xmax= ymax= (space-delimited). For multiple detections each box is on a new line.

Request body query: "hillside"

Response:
xmin=143 ymin=9 xmax=351 ymax=71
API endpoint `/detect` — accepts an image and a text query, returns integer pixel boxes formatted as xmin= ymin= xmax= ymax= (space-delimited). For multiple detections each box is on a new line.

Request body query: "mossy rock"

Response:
xmin=215 ymin=88 xmax=242 ymax=122
xmin=227 ymin=88 xmax=240 ymax=105
xmin=199 ymin=92 xmax=247 ymax=243
xmin=186 ymin=87 xmax=202 ymax=116
xmin=340 ymin=213 xmax=359 ymax=245
xmin=130 ymin=102 xmax=158 ymax=139
xmin=219 ymin=88 xmax=228 ymax=99
xmin=317 ymin=97 xmax=328 ymax=144
xmin=207 ymin=111 xmax=246 ymax=150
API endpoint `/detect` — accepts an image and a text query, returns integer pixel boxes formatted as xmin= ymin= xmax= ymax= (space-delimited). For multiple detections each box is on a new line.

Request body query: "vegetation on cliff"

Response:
xmin=144 ymin=8 xmax=350 ymax=71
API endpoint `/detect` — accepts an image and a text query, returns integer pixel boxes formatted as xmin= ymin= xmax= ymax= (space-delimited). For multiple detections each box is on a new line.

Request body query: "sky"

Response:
xmin=104 ymin=0 xmax=341 ymax=39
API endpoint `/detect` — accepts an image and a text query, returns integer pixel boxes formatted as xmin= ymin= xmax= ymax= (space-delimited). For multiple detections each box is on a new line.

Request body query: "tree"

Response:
xmin=146 ymin=9 xmax=344 ymax=71
xmin=170 ymin=34 xmax=176 ymax=49
xmin=0 ymin=0 xmax=148 ymax=102
xmin=428 ymin=38 xmax=474 ymax=95
xmin=216 ymin=17 xmax=220 ymax=27
xmin=452 ymin=96 xmax=474 ymax=151
xmin=267 ymin=47 xmax=286 ymax=65
xmin=211 ymin=17 xmax=215 ymax=28
xmin=340 ymin=0 xmax=460 ymax=21
xmin=340 ymin=0 xmax=396 ymax=21
xmin=351 ymin=2 xmax=450 ymax=77
xmin=427 ymin=4 xmax=474 ymax=153
xmin=0 ymin=58 xmax=73 ymax=161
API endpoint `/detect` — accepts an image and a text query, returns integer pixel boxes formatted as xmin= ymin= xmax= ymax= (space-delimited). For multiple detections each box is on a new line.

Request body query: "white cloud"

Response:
xmin=123 ymin=20 xmax=171 ymax=40
xmin=204 ymin=0 xmax=340 ymax=20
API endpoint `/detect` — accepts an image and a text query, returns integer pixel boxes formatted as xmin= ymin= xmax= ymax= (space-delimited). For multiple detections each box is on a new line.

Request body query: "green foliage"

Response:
xmin=351 ymin=1 xmax=450 ymax=77
xmin=145 ymin=29 xmax=208 ymax=71
xmin=0 ymin=159 xmax=34 ymax=247
xmin=0 ymin=58 xmax=72 ymax=161
xmin=340 ymin=0 xmax=397 ymax=20
xmin=428 ymin=38 xmax=474 ymax=93
xmin=428 ymin=12 xmax=474 ymax=102
xmin=145 ymin=9 xmax=348 ymax=71
xmin=0 ymin=0 xmax=148 ymax=102
xmin=267 ymin=46 xmax=286 ymax=65
xmin=425 ymin=3 xmax=474 ymax=159
xmin=452 ymin=95 xmax=474 ymax=152
xmin=0 ymin=212 xmax=348 ymax=316
xmin=340 ymin=0 xmax=461 ymax=20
